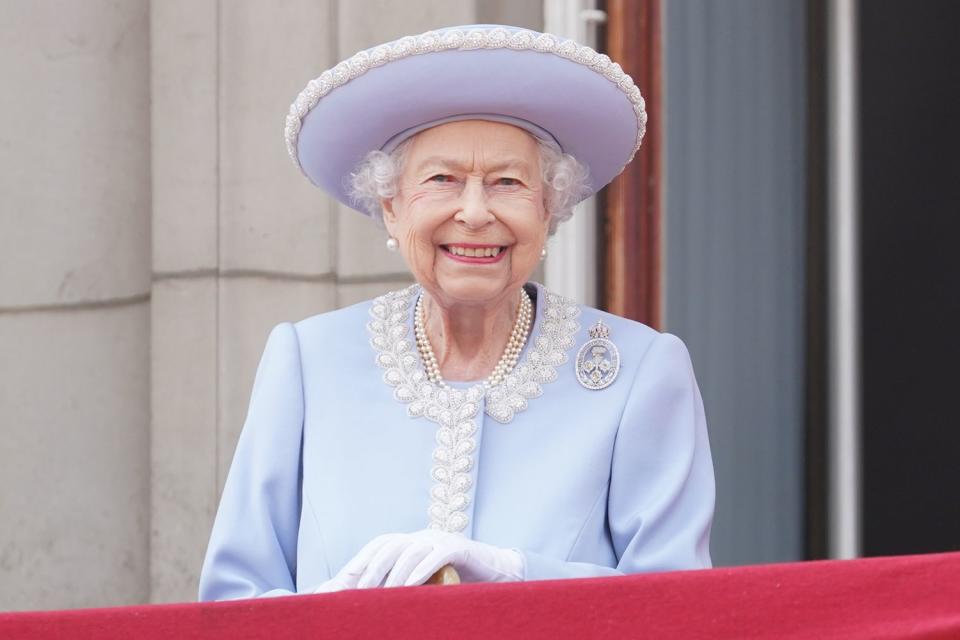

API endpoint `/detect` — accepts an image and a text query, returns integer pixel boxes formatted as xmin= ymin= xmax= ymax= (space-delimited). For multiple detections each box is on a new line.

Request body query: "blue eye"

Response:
xmin=429 ymin=174 xmax=453 ymax=183
xmin=497 ymin=177 xmax=521 ymax=186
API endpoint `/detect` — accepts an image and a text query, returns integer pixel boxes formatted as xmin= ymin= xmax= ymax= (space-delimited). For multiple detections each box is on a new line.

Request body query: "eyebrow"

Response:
xmin=412 ymin=156 xmax=534 ymax=176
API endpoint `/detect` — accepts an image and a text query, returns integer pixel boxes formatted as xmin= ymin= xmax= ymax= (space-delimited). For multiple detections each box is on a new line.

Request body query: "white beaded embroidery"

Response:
xmin=367 ymin=284 xmax=580 ymax=533
xmin=485 ymin=291 xmax=580 ymax=424
xmin=285 ymin=26 xmax=647 ymax=172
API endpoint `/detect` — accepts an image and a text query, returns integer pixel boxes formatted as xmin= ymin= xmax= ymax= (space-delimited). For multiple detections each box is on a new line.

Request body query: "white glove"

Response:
xmin=314 ymin=529 xmax=525 ymax=592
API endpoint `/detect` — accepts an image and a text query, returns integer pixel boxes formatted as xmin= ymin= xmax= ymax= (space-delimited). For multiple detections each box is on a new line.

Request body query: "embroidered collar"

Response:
xmin=367 ymin=282 xmax=580 ymax=533
xmin=367 ymin=282 xmax=580 ymax=425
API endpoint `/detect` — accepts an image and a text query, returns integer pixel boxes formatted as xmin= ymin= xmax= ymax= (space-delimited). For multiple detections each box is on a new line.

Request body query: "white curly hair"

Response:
xmin=348 ymin=134 xmax=591 ymax=235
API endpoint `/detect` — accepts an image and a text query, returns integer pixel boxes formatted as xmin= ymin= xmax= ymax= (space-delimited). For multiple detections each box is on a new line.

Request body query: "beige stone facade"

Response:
xmin=1 ymin=0 xmax=541 ymax=610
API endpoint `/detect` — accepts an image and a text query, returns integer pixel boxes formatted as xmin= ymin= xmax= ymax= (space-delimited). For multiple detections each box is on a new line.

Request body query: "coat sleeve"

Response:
xmin=198 ymin=323 xmax=305 ymax=600
xmin=521 ymin=332 xmax=715 ymax=580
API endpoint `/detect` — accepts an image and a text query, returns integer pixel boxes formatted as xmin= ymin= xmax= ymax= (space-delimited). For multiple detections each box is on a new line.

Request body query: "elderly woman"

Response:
xmin=199 ymin=25 xmax=714 ymax=599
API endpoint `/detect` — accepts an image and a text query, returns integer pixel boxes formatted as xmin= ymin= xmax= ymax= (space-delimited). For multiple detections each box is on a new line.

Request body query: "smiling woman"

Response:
xmin=198 ymin=25 xmax=715 ymax=600
xmin=380 ymin=121 xmax=549 ymax=382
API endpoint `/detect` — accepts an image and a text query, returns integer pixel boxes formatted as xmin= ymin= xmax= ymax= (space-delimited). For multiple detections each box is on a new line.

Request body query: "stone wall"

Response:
xmin=0 ymin=0 xmax=541 ymax=610
xmin=0 ymin=0 xmax=152 ymax=610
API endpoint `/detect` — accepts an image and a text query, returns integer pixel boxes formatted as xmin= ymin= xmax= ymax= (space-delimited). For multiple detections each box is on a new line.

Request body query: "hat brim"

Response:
xmin=290 ymin=27 xmax=644 ymax=216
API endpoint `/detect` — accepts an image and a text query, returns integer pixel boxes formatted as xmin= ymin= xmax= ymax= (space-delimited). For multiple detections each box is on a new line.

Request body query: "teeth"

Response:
xmin=446 ymin=245 xmax=502 ymax=258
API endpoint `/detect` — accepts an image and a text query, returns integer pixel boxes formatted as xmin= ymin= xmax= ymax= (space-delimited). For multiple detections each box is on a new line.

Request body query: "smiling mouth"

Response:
xmin=440 ymin=244 xmax=509 ymax=262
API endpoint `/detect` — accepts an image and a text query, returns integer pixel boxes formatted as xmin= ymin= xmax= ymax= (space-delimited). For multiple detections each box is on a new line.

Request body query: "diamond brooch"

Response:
xmin=575 ymin=320 xmax=620 ymax=390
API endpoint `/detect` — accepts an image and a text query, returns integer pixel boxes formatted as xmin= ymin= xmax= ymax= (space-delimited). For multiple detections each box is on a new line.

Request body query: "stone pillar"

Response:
xmin=149 ymin=0 xmax=338 ymax=603
xmin=0 ymin=0 xmax=151 ymax=610
xmin=148 ymin=0 xmax=220 ymax=604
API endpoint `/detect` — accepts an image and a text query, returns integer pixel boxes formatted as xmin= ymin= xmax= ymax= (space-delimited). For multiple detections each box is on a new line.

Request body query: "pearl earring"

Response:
xmin=540 ymin=246 xmax=547 ymax=260
xmin=386 ymin=237 xmax=399 ymax=251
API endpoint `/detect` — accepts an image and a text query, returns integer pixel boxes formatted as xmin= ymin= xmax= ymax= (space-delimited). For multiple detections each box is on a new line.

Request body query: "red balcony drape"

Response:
xmin=2 ymin=552 xmax=959 ymax=639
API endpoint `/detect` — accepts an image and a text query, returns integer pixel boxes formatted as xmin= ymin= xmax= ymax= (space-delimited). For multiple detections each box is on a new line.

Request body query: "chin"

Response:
xmin=432 ymin=273 xmax=520 ymax=306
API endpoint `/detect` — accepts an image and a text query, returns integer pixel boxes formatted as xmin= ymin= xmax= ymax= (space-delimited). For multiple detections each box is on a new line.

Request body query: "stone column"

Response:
xmin=149 ymin=0 xmax=338 ymax=603
xmin=148 ymin=0 xmax=220 ymax=604
xmin=0 ymin=0 xmax=151 ymax=610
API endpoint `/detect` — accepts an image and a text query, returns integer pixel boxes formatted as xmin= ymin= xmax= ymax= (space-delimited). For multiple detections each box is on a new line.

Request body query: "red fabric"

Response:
xmin=2 ymin=552 xmax=959 ymax=639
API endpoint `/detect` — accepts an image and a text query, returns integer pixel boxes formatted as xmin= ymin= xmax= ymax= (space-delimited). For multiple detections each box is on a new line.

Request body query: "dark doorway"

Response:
xmin=860 ymin=0 xmax=960 ymax=556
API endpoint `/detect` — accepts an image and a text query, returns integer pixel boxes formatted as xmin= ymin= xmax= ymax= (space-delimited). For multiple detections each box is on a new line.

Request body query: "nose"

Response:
xmin=453 ymin=179 xmax=495 ymax=229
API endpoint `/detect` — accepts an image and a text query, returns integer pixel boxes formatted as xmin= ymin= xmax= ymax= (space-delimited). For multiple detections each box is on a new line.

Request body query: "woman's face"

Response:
xmin=382 ymin=120 xmax=549 ymax=308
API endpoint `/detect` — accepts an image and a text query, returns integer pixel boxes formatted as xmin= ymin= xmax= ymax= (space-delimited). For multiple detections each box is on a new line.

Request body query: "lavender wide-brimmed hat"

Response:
xmin=284 ymin=25 xmax=646 ymax=216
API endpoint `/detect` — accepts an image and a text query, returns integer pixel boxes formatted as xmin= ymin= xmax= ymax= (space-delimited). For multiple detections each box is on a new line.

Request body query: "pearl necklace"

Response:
xmin=414 ymin=289 xmax=534 ymax=390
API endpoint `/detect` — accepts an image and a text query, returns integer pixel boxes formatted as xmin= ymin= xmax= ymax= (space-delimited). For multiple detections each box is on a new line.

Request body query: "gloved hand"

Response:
xmin=314 ymin=529 xmax=525 ymax=592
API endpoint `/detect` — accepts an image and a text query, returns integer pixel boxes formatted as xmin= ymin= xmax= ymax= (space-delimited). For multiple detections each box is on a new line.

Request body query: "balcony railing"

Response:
xmin=2 ymin=551 xmax=958 ymax=639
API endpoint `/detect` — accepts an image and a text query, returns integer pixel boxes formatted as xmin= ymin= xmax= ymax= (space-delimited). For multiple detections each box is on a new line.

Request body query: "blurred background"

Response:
xmin=1 ymin=0 xmax=957 ymax=612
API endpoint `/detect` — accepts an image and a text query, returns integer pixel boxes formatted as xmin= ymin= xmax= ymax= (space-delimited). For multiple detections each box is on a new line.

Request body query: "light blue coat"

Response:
xmin=199 ymin=283 xmax=714 ymax=600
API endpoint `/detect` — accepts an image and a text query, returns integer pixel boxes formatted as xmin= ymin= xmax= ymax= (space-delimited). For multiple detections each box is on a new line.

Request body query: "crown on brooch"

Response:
xmin=588 ymin=320 xmax=611 ymax=339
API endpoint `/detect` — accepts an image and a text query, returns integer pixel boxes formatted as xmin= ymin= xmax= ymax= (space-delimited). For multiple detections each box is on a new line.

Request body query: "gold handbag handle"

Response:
xmin=425 ymin=564 xmax=461 ymax=585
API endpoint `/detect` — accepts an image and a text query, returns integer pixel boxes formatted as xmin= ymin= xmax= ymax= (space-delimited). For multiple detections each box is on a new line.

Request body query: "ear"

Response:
xmin=381 ymin=197 xmax=402 ymax=238
xmin=541 ymin=201 xmax=553 ymax=236
xmin=381 ymin=197 xmax=399 ymax=225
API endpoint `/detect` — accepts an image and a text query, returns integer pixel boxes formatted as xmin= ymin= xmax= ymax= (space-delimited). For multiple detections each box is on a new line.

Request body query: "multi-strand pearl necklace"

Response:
xmin=414 ymin=289 xmax=533 ymax=391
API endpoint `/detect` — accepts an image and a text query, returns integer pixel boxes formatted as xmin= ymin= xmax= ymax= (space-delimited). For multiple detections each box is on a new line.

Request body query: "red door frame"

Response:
xmin=603 ymin=0 xmax=662 ymax=329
